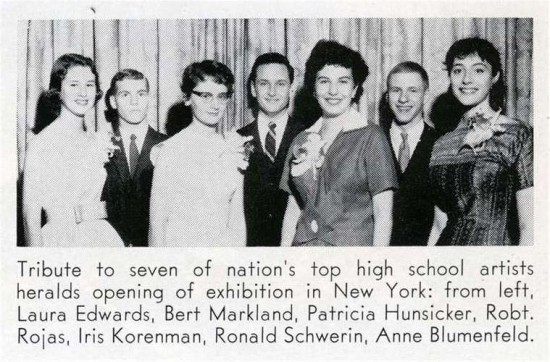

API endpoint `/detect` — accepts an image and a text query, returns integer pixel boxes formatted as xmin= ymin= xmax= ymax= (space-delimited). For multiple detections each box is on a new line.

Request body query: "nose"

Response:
xmin=130 ymin=94 xmax=138 ymax=105
xmin=398 ymin=90 xmax=408 ymax=103
xmin=210 ymin=99 xmax=222 ymax=110
xmin=268 ymin=84 xmax=276 ymax=97
xmin=78 ymin=84 xmax=88 ymax=97
xmin=328 ymin=81 xmax=338 ymax=96
xmin=462 ymin=69 xmax=473 ymax=84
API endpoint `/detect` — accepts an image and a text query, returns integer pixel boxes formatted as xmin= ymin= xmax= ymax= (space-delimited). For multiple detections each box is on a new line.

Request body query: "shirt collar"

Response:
xmin=306 ymin=107 xmax=368 ymax=134
xmin=257 ymin=110 xmax=289 ymax=129
xmin=390 ymin=118 xmax=425 ymax=139
xmin=118 ymin=122 xmax=149 ymax=143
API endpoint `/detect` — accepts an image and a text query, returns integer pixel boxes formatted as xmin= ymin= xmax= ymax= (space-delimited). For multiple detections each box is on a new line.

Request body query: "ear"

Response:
xmin=491 ymin=71 xmax=501 ymax=85
xmin=108 ymin=95 xmax=117 ymax=110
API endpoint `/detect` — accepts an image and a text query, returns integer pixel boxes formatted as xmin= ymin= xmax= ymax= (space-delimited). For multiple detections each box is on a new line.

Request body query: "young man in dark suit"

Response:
xmin=238 ymin=53 xmax=304 ymax=246
xmin=102 ymin=69 xmax=167 ymax=247
xmin=383 ymin=62 xmax=439 ymax=246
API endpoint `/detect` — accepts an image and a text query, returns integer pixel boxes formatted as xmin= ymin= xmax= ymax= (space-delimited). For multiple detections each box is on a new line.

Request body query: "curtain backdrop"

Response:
xmin=17 ymin=18 xmax=533 ymax=172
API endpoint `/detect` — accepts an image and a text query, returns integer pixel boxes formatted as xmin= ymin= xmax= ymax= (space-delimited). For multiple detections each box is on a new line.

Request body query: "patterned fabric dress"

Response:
xmin=429 ymin=117 xmax=533 ymax=245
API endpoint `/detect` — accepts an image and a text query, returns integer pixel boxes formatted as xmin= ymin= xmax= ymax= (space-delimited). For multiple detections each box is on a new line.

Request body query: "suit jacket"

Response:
xmin=238 ymin=116 xmax=305 ymax=246
xmin=102 ymin=126 xmax=168 ymax=247
xmin=386 ymin=124 xmax=439 ymax=246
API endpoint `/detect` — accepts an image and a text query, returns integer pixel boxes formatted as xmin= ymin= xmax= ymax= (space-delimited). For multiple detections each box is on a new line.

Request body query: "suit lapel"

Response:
xmin=275 ymin=117 xmax=299 ymax=164
xmin=384 ymin=127 xmax=402 ymax=177
xmin=134 ymin=127 xmax=157 ymax=178
xmin=401 ymin=126 xmax=433 ymax=176
xmin=112 ymin=133 xmax=131 ymax=181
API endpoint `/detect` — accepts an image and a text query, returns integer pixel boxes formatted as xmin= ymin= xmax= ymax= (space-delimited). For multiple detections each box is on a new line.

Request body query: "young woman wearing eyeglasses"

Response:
xmin=149 ymin=60 xmax=252 ymax=247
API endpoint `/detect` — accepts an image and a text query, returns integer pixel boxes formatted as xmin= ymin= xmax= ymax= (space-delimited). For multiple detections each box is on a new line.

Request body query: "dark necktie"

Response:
xmin=398 ymin=132 xmax=410 ymax=172
xmin=129 ymin=133 xmax=139 ymax=176
xmin=265 ymin=121 xmax=276 ymax=161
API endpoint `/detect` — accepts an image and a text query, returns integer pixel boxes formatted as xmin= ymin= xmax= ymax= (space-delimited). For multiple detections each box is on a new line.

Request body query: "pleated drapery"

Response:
xmin=17 ymin=18 xmax=533 ymax=172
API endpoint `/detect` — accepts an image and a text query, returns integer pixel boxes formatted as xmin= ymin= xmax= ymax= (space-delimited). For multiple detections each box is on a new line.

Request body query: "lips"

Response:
xmin=75 ymin=99 xmax=89 ymax=106
xmin=325 ymin=98 xmax=343 ymax=105
xmin=396 ymin=105 xmax=413 ymax=112
xmin=459 ymin=88 xmax=479 ymax=94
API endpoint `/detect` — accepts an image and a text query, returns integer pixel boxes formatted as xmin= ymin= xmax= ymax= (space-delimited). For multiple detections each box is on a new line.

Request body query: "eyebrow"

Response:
xmin=452 ymin=62 xmax=489 ymax=67
xmin=316 ymin=75 xmax=352 ymax=80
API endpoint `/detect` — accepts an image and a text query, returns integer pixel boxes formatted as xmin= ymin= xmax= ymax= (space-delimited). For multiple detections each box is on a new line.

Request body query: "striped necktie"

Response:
xmin=265 ymin=121 xmax=276 ymax=161
xmin=398 ymin=132 xmax=410 ymax=172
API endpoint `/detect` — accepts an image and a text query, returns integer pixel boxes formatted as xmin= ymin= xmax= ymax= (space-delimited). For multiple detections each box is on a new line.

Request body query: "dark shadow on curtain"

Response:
xmin=165 ymin=101 xmax=192 ymax=137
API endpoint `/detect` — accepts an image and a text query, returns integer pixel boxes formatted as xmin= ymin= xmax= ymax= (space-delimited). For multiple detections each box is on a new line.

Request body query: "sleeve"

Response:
xmin=512 ymin=125 xmax=534 ymax=190
xmin=364 ymin=126 xmax=399 ymax=196
xmin=148 ymin=147 xmax=172 ymax=246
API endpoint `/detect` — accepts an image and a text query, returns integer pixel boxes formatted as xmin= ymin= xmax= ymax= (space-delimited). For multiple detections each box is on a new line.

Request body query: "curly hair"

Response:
xmin=444 ymin=37 xmax=506 ymax=111
xmin=293 ymin=40 xmax=369 ymax=124
xmin=34 ymin=53 xmax=102 ymax=134
xmin=180 ymin=60 xmax=234 ymax=98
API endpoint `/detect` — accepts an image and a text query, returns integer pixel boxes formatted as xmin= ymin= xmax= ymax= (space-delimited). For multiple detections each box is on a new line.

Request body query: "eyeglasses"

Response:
xmin=191 ymin=91 xmax=231 ymax=103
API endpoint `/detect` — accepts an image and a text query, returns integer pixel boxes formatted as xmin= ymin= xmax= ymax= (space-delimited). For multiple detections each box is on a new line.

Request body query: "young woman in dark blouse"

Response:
xmin=428 ymin=38 xmax=533 ymax=246
xmin=280 ymin=40 xmax=398 ymax=247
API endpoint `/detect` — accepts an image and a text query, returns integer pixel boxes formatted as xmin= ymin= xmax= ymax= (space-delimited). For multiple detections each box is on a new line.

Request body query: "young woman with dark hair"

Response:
xmin=22 ymin=53 xmax=123 ymax=247
xmin=428 ymin=38 xmax=533 ymax=246
xmin=280 ymin=40 xmax=398 ymax=247
xmin=149 ymin=60 xmax=252 ymax=246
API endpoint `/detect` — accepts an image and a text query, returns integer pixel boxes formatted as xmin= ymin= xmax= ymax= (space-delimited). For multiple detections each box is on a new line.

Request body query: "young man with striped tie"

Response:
xmin=382 ymin=62 xmax=439 ymax=246
xmin=238 ymin=53 xmax=305 ymax=246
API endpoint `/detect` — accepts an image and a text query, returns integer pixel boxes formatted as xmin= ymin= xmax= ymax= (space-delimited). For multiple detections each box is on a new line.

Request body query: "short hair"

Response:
xmin=444 ymin=37 xmax=505 ymax=111
xmin=386 ymin=61 xmax=429 ymax=89
xmin=34 ymin=53 xmax=102 ymax=134
xmin=303 ymin=40 xmax=369 ymax=103
xmin=247 ymin=52 xmax=294 ymax=111
xmin=180 ymin=60 xmax=234 ymax=98
xmin=104 ymin=69 xmax=149 ymax=121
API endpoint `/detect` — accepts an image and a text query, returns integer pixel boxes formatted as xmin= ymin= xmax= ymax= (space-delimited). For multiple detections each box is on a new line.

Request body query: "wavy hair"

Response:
xmin=293 ymin=40 xmax=369 ymax=124
xmin=34 ymin=53 xmax=102 ymax=134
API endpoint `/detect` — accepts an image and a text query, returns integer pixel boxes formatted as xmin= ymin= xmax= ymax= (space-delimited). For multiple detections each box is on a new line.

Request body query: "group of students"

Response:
xmin=21 ymin=37 xmax=533 ymax=247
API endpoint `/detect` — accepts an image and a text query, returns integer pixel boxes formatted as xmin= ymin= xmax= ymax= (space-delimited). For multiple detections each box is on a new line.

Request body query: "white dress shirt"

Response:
xmin=257 ymin=111 xmax=289 ymax=155
xmin=390 ymin=119 xmax=425 ymax=159
xmin=119 ymin=123 xmax=149 ymax=163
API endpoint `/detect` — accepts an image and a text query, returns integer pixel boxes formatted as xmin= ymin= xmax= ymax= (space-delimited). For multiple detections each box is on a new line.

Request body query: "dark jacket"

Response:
xmin=102 ymin=126 xmax=168 ymax=246
xmin=238 ymin=117 xmax=305 ymax=246
xmin=386 ymin=124 xmax=439 ymax=246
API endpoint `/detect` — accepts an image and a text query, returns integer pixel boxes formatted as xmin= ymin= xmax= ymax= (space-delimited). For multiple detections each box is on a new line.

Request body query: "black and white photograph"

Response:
xmin=16 ymin=17 xmax=534 ymax=247
xmin=1 ymin=1 xmax=548 ymax=361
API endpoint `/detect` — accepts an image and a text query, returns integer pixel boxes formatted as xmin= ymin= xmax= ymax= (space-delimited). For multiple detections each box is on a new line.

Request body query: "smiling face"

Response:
xmin=185 ymin=78 xmax=230 ymax=127
xmin=450 ymin=53 xmax=499 ymax=108
xmin=314 ymin=65 xmax=357 ymax=118
xmin=388 ymin=71 xmax=427 ymax=126
xmin=59 ymin=66 xmax=97 ymax=117
xmin=110 ymin=78 xmax=149 ymax=125
xmin=251 ymin=63 xmax=291 ymax=117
